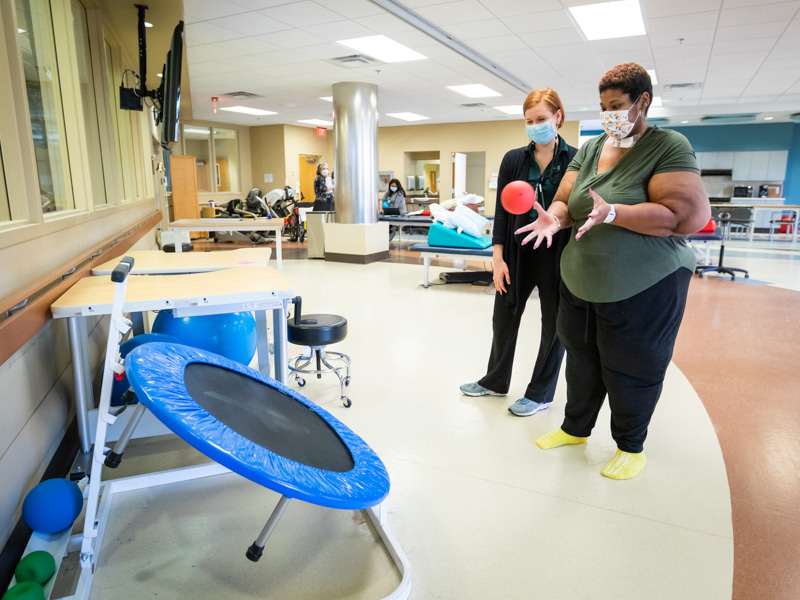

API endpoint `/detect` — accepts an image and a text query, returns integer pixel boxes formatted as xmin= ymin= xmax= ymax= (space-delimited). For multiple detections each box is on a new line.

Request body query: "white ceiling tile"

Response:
xmin=767 ymin=34 xmax=800 ymax=58
xmin=479 ymin=0 xmax=563 ymax=17
xmin=642 ymin=0 xmax=723 ymax=18
xmin=184 ymin=22 xmax=243 ymax=46
xmin=518 ymin=28 xmax=585 ymax=47
xmin=326 ymin=0 xmax=386 ymax=19
xmin=261 ymin=29 xmax=326 ymax=49
xmin=303 ymin=20 xmax=376 ymax=42
xmin=652 ymin=43 xmax=712 ymax=61
xmin=258 ymin=1 xmax=346 ymax=28
xmin=441 ymin=19 xmax=513 ymax=41
xmin=714 ymin=21 xmax=788 ymax=42
xmin=354 ymin=13 xmax=419 ymax=34
xmin=712 ymin=38 xmax=777 ymax=54
xmin=718 ymin=2 xmax=800 ymax=27
xmin=721 ymin=0 xmax=793 ymax=8
xmin=647 ymin=12 xmax=721 ymax=35
xmin=212 ymin=37 xmax=279 ymax=56
xmin=649 ymin=29 xmax=715 ymax=48
xmin=468 ymin=35 xmax=529 ymax=54
xmin=184 ymin=0 xmax=250 ymax=22
xmin=296 ymin=42 xmax=361 ymax=60
xmin=250 ymin=49 xmax=318 ymax=65
xmin=186 ymin=44 xmax=239 ymax=64
xmin=589 ymin=36 xmax=652 ymax=54
xmin=785 ymin=17 xmax=800 ymax=35
xmin=416 ymin=0 xmax=497 ymax=27
xmin=229 ymin=0 xmax=293 ymax=8
xmin=501 ymin=10 xmax=574 ymax=35
xmin=208 ymin=12 xmax=290 ymax=36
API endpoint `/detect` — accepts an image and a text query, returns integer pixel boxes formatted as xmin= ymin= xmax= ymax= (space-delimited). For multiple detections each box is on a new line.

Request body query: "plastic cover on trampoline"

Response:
xmin=124 ymin=342 xmax=390 ymax=510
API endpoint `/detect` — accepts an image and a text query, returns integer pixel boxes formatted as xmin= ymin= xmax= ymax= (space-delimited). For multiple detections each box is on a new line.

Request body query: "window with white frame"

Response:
xmin=16 ymin=0 xmax=75 ymax=214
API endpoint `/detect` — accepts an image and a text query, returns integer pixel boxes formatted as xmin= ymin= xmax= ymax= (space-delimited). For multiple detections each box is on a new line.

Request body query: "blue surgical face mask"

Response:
xmin=526 ymin=118 xmax=558 ymax=145
xmin=390 ymin=186 xmax=398 ymax=192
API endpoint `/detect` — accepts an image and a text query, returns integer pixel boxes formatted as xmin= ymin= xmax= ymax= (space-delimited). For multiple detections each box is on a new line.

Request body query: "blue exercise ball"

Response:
xmin=111 ymin=333 xmax=182 ymax=406
xmin=21 ymin=479 xmax=83 ymax=534
xmin=151 ymin=311 xmax=257 ymax=365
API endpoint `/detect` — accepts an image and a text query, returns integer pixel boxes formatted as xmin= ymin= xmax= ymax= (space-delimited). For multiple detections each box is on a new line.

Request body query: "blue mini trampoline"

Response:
xmin=124 ymin=342 xmax=391 ymax=560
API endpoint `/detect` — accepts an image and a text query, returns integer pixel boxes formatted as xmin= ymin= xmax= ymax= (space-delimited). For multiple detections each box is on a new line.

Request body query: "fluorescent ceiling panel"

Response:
xmin=447 ymin=84 xmax=502 ymax=98
xmin=570 ymin=0 xmax=646 ymax=41
xmin=298 ymin=119 xmax=333 ymax=126
xmin=320 ymin=96 xmax=333 ymax=101
xmin=386 ymin=112 xmax=430 ymax=122
xmin=647 ymin=69 xmax=658 ymax=84
xmin=651 ymin=96 xmax=663 ymax=107
xmin=336 ymin=35 xmax=427 ymax=63
xmin=184 ymin=128 xmax=210 ymax=135
xmin=219 ymin=106 xmax=277 ymax=116
xmin=494 ymin=105 xmax=522 ymax=115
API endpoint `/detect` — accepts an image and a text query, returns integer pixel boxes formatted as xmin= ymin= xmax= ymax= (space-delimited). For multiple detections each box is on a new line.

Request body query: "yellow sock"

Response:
xmin=600 ymin=449 xmax=647 ymax=480
xmin=535 ymin=429 xmax=588 ymax=449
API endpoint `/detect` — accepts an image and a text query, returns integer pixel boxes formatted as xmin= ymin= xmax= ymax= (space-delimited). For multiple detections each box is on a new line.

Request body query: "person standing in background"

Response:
xmin=313 ymin=163 xmax=334 ymax=211
xmin=460 ymin=88 xmax=577 ymax=418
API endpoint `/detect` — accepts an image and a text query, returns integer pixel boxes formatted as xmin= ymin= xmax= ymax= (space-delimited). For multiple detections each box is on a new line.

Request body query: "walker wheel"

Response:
xmin=342 ymin=397 xmax=352 ymax=408
xmin=296 ymin=377 xmax=306 ymax=387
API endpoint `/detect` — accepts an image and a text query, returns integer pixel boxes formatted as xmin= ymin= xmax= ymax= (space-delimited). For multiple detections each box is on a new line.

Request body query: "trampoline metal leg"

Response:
xmin=105 ymin=403 xmax=148 ymax=468
xmin=273 ymin=300 xmax=289 ymax=385
xmin=246 ymin=495 xmax=292 ymax=562
xmin=255 ymin=309 xmax=270 ymax=379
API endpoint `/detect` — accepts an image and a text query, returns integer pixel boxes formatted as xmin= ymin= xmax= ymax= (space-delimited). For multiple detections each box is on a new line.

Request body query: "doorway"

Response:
xmin=298 ymin=155 xmax=319 ymax=202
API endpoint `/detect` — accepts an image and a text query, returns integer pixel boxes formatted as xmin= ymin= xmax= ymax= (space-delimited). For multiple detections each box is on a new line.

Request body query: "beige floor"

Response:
xmin=70 ymin=258 xmax=734 ymax=600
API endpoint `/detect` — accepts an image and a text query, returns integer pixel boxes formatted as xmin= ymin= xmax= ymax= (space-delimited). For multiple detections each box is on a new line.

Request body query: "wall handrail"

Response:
xmin=0 ymin=211 xmax=162 ymax=367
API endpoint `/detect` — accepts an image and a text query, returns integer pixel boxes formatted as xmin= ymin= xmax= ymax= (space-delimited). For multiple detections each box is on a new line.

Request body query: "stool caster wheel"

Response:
xmin=296 ymin=377 xmax=306 ymax=387
xmin=342 ymin=397 xmax=352 ymax=408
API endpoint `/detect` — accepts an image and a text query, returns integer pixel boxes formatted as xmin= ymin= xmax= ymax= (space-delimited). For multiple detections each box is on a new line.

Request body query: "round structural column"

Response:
xmin=332 ymin=82 xmax=379 ymax=225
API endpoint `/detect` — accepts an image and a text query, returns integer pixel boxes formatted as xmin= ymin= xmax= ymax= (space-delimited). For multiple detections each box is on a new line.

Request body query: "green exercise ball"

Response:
xmin=14 ymin=551 xmax=56 ymax=585
xmin=1 ymin=581 xmax=45 ymax=600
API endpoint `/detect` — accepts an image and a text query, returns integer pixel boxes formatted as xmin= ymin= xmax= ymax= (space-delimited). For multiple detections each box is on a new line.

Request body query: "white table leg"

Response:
xmin=255 ymin=309 xmax=270 ymax=378
xmin=275 ymin=228 xmax=283 ymax=273
xmin=273 ymin=299 xmax=289 ymax=384
xmin=423 ymin=256 xmax=431 ymax=287
xmin=171 ymin=228 xmax=183 ymax=253
xmin=67 ymin=317 xmax=94 ymax=453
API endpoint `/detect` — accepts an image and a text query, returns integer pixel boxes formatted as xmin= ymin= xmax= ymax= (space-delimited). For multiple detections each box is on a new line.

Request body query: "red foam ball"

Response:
xmin=500 ymin=181 xmax=535 ymax=215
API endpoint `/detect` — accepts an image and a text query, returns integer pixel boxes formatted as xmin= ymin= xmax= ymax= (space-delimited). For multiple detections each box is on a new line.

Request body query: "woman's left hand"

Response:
xmin=575 ymin=188 xmax=612 ymax=241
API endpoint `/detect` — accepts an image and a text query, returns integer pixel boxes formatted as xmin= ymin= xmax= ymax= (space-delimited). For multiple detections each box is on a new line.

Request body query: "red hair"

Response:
xmin=522 ymin=88 xmax=565 ymax=128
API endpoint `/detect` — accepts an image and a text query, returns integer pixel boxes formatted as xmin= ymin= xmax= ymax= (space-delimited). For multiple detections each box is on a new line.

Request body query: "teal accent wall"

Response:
xmin=783 ymin=124 xmax=800 ymax=205
xmin=667 ymin=123 xmax=794 ymax=152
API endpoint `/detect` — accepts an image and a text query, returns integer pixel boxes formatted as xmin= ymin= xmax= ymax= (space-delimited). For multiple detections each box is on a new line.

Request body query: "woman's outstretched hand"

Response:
xmin=575 ymin=188 xmax=612 ymax=241
xmin=515 ymin=201 xmax=560 ymax=248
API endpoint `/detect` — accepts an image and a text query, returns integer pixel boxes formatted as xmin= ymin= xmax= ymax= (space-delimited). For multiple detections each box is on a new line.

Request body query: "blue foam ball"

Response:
xmin=21 ymin=479 xmax=83 ymax=534
xmin=151 ymin=311 xmax=257 ymax=365
xmin=111 ymin=333 xmax=181 ymax=406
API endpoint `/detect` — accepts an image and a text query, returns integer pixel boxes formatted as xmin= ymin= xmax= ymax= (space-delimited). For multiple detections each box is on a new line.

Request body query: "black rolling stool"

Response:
xmin=287 ymin=297 xmax=351 ymax=407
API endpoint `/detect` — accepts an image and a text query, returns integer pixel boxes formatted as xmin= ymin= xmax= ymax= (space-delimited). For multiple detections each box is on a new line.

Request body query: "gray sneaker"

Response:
xmin=460 ymin=382 xmax=505 ymax=397
xmin=508 ymin=398 xmax=550 ymax=417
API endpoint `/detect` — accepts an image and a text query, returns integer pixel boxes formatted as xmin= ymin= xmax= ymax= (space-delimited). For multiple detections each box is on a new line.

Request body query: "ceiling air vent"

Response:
xmin=223 ymin=91 xmax=261 ymax=99
xmin=327 ymin=54 xmax=381 ymax=67
xmin=662 ymin=82 xmax=701 ymax=90
xmin=459 ymin=103 xmax=488 ymax=108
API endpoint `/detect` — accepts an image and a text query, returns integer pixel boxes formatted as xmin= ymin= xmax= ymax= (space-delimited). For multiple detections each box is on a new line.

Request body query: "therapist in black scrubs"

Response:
xmin=460 ymin=88 xmax=577 ymax=417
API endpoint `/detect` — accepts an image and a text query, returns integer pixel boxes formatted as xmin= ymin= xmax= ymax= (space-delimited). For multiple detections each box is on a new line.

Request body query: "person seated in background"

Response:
xmin=380 ymin=179 xmax=407 ymax=241
xmin=313 ymin=163 xmax=334 ymax=211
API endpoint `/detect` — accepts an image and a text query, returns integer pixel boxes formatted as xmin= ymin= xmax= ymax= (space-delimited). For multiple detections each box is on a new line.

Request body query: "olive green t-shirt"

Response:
xmin=560 ymin=126 xmax=699 ymax=303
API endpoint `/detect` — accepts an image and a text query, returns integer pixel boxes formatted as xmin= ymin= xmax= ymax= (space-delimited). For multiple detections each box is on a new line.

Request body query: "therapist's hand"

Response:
xmin=515 ymin=201 xmax=560 ymax=248
xmin=493 ymin=258 xmax=511 ymax=294
xmin=575 ymin=188 xmax=612 ymax=241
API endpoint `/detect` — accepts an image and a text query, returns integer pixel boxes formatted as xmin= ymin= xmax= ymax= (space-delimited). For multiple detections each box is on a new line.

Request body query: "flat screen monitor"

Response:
xmin=159 ymin=21 xmax=183 ymax=150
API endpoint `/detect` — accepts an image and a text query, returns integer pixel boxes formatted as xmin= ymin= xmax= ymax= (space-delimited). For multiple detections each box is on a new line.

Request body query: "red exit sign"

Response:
xmin=316 ymin=127 xmax=327 ymax=137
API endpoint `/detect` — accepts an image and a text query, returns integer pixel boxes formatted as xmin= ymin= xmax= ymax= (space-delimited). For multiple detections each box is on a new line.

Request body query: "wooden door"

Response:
xmin=298 ymin=155 xmax=318 ymax=202
xmin=170 ymin=155 xmax=205 ymax=238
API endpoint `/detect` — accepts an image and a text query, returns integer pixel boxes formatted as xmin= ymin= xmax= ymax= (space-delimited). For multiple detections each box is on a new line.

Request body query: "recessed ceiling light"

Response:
xmin=651 ymin=96 xmax=663 ymax=107
xmin=298 ymin=119 xmax=333 ymax=127
xmin=681 ymin=120 xmax=689 ymax=124
xmin=494 ymin=105 xmax=521 ymax=115
xmin=764 ymin=116 xmax=774 ymax=120
xmin=570 ymin=0 xmax=646 ymax=41
xmin=386 ymin=112 xmax=430 ymax=122
xmin=17 ymin=28 xmax=26 ymax=33
xmin=219 ymin=106 xmax=277 ymax=116
xmin=184 ymin=128 xmax=210 ymax=135
xmin=157 ymin=73 xmax=163 ymax=78
xmin=447 ymin=84 xmax=501 ymax=98
xmin=144 ymin=21 xmax=153 ymax=28
xmin=320 ymin=97 xmax=333 ymax=102
xmin=647 ymin=69 xmax=658 ymax=85
xmin=337 ymin=35 xmax=427 ymax=63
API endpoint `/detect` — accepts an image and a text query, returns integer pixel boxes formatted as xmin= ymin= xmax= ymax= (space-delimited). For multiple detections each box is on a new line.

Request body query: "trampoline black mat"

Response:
xmin=184 ymin=363 xmax=354 ymax=473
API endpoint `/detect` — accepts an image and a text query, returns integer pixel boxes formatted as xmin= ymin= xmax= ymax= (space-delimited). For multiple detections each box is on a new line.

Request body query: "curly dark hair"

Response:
xmin=598 ymin=63 xmax=653 ymax=114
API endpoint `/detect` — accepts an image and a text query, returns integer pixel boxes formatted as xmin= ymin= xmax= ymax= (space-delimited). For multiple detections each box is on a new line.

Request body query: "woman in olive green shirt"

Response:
xmin=516 ymin=63 xmax=710 ymax=480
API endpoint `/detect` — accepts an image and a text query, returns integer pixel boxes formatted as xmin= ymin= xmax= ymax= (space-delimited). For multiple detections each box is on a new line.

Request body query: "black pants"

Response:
xmin=478 ymin=243 xmax=564 ymax=403
xmin=313 ymin=197 xmax=334 ymax=212
xmin=556 ymin=268 xmax=692 ymax=453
